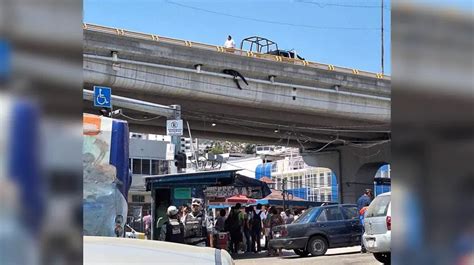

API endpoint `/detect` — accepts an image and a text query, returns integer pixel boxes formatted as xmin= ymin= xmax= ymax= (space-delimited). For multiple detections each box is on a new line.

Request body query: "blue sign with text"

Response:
xmin=93 ymin=86 xmax=112 ymax=108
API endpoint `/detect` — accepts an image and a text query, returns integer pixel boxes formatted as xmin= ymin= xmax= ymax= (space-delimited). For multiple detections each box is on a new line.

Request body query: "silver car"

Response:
xmin=84 ymin=236 xmax=234 ymax=265
xmin=363 ymin=192 xmax=391 ymax=264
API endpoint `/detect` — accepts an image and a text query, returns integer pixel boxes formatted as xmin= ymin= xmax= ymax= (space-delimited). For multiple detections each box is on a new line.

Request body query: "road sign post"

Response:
xmin=168 ymin=105 xmax=182 ymax=173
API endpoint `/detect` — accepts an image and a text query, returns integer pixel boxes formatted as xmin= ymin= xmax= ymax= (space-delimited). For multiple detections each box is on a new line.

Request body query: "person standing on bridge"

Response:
xmin=224 ymin=35 xmax=235 ymax=49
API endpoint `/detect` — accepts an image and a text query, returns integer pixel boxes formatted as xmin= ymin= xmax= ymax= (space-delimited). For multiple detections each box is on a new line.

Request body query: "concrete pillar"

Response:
xmin=302 ymin=142 xmax=390 ymax=203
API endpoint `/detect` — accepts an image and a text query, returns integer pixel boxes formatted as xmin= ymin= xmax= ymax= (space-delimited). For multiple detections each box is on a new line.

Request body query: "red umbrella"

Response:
xmin=226 ymin=194 xmax=257 ymax=204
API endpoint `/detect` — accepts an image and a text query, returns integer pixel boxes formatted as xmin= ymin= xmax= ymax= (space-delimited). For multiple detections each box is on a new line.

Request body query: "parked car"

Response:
xmin=363 ymin=192 xmax=391 ymax=264
xmin=269 ymin=204 xmax=363 ymax=257
xmin=84 ymin=236 xmax=234 ymax=265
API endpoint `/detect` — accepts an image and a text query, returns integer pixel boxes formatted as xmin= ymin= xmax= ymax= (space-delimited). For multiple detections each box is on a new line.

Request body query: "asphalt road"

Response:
xmin=233 ymin=247 xmax=382 ymax=265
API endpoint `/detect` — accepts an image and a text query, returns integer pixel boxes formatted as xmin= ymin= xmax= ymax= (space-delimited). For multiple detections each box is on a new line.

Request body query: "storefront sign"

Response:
xmin=174 ymin=187 xmax=191 ymax=199
xmin=204 ymin=186 xmax=262 ymax=199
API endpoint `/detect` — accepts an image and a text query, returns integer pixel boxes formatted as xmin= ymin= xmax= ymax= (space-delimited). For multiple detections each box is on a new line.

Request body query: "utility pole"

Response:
xmin=381 ymin=0 xmax=384 ymax=74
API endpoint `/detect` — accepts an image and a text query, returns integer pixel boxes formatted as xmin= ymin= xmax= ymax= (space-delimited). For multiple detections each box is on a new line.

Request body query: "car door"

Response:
xmin=316 ymin=206 xmax=351 ymax=246
xmin=341 ymin=205 xmax=363 ymax=245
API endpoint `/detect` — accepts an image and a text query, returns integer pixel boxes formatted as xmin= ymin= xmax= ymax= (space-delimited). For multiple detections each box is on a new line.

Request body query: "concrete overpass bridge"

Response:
xmin=83 ymin=24 xmax=391 ymax=203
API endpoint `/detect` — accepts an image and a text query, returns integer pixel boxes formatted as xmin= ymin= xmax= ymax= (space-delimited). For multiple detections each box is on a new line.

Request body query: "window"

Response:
xmin=131 ymin=195 xmax=145 ymax=203
xmin=317 ymin=209 xmax=327 ymax=222
xmin=132 ymin=159 xmax=142 ymax=174
xmin=160 ymin=160 xmax=169 ymax=175
xmin=322 ymin=207 xmax=343 ymax=221
xmin=342 ymin=206 xmax=359 ymax=220
xmin=142 ymin=159 xmax=151 ymax=175
xmin=366 ymin=195 xmax=391 ymax=218
xmin=151 ymin=160 xmax=160 ymax=175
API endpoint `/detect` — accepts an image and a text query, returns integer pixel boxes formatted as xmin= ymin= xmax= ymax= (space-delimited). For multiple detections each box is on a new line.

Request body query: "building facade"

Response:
xmin=255 ymin=154 xmax=338 ymax=203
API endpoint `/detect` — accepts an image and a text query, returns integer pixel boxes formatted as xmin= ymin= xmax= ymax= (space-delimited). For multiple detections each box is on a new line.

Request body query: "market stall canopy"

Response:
xmin=145 ymin=169 xmax=271 ymax=199
xmin=226 ymin=195 xmax=257 ymax=204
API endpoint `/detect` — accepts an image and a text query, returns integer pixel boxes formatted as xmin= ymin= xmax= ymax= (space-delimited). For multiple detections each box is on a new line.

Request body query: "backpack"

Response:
xmin=224 ymin=211 xmax=240 ymax=232
xmin=251 ymin=211 xmax=262 ymax=230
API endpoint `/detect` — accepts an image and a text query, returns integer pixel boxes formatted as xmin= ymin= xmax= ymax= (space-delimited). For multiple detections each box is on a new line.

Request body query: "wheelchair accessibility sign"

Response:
xmin=93 ymin=86 xmax=112 ymax=108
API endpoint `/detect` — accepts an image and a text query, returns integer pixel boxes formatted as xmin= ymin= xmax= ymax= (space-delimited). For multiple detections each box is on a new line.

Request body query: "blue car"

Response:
xmin=269 ymin=204 xmax=363 ymax=257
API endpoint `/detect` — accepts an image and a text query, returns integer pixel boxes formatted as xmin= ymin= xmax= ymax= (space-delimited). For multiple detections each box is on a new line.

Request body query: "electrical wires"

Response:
xmin=165 ymin=0 xmax=381 ymax=31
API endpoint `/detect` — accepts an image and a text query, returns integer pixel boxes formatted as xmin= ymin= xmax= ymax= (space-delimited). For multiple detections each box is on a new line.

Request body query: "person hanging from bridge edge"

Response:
xmin=224 ymin=35 xmax=235 ymax=49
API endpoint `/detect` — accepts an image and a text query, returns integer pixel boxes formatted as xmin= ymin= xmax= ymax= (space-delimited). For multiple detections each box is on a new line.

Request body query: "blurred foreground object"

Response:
xmin=392 ymin=2 xmax=473 ymax=265
xmin=0 ymin=0 xmax=83 ymax=264
xmin=84 ymin=236 xmax=234 ymax=265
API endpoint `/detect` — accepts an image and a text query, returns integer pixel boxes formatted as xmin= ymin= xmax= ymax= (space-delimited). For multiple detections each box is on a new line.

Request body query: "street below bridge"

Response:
xmin=233 ymin=247 xmax=381 ymax=265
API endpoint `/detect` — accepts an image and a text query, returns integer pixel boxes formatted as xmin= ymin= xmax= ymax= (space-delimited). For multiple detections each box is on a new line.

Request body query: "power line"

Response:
xmin=296 ymin=0 xmax=391 ymax=9
xmin=165 ymin=0 xmax=380 ymax=31
xmin=84 ymin=58 xmax=391 ymax=113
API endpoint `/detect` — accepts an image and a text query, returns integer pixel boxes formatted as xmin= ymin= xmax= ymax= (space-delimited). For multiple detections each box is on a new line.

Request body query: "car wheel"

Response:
xmin=294 ymin=249 xmax=309 ymax=257
xmin=308 ymin=236 xmax=328 ymax=256
xmin=373 ymin=252 xmax=391 ymax=264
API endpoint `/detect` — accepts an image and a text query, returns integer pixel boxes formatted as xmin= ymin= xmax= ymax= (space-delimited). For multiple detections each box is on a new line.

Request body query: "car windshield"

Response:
xmin=366 ymin=194 xmax=391 ymax=217
xmin=293 ymin=207 xmax=320 ymax=224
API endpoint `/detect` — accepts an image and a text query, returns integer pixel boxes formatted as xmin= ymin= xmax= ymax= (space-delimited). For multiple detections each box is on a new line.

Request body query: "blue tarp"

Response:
xmin=256 ymin=199 xmax=323 ymax=208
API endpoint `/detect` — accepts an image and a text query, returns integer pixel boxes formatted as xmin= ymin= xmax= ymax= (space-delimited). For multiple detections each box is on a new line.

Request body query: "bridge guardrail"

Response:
xmin=83 ymin=23 xmax=390 ymax=81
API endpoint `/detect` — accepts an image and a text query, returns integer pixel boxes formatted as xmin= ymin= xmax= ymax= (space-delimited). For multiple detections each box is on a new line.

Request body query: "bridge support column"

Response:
xmin=302 ymin=142 xmax=390 ymax=204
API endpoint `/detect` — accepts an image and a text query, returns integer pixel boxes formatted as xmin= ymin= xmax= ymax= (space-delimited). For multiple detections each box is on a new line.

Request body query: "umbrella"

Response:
xmin=226 ymin=194 xmax=257 ymax=204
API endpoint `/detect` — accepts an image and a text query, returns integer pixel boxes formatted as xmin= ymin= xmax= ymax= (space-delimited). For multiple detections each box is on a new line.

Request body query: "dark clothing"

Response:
xmin=357 ymin=194 xmax=372 ymax=211
xmin=226 ymin=210 xmax=243 ymax=254
xmin=251 ymin=229 xmax=261 ymax=252
xmin=215 ymin=216 xmax=226 ymax=232
xmin=184 ymin=212 xmax=207 ymax=245
xmin=159 ymin=218 xmax=185 ymax=244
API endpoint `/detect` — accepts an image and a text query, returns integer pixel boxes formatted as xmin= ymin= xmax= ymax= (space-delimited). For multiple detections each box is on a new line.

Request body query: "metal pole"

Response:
xmin=381 ymin=0 xmax=384 ymax=74
xmin=169 ymin=105 xmax=182 ymax=174
xmin=83 ymin=89 xmax=175 ymax=118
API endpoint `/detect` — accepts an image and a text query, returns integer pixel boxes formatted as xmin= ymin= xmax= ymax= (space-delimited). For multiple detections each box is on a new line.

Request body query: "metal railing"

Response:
xmin=83 ymin=23 xmax=390 ymax=80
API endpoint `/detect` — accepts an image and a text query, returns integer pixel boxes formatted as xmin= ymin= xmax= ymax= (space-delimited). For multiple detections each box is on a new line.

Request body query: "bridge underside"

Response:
xmin=84 ymin=88 xmax=389 ymax=149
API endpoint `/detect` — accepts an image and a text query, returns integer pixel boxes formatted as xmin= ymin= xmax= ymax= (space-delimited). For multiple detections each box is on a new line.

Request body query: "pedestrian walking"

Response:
xmin=243 ymin=206 xmax=253 ymax=253
xmin=251 ymin=204 xmax=264 ymax=253
xmin=215 ymin=209 xmax=226 ymax=232
xmin=267 ymin=207 xmax=284 ymax=257
xmin=225 ymin=204 xmax=243 ymax=254
xmin=143 ymin=210 xmax=151 ymax=240
xmin=159 ymin=206 xmax=185 ymax=243
xmin=285 ymin=209 xmax=295 ymax=224
xmin=357 ymin=189 xmax=372 ymax=253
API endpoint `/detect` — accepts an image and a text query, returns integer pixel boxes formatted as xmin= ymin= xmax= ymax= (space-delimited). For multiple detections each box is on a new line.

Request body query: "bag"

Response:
xmin=225 ymin=211 xmax=240 ymax=232
xmin=251 ymin=211 xmax=262 ymax=230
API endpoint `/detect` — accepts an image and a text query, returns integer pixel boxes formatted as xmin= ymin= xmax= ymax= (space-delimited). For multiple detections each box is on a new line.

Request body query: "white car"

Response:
xmin=363 ymin=192 xmax=391 ymax=264
xmin=84 ymin=236 xmax=234 ymax=265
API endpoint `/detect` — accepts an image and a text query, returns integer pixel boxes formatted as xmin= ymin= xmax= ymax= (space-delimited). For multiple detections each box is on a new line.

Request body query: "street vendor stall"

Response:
xmin=144 ymin=170 xmax=270 ymax=241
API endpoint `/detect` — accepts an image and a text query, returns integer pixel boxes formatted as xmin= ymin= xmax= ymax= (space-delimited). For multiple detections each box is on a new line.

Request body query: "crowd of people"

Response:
xmin=152 ymin=198 xmax=304 ymax=256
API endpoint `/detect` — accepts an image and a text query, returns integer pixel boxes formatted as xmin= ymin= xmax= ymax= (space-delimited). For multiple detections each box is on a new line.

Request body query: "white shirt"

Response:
xmin=224 ymin=39 xmax=235 ymax=48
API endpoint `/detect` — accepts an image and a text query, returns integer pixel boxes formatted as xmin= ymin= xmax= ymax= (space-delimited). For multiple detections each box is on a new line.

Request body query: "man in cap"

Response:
xmin=159 ymin=205 xmax=185 ymax=244
xmin=184 ymin=199 xmax=209 ymax=246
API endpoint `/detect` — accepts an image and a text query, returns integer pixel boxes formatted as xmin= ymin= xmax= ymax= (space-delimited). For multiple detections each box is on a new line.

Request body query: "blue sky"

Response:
xmin=84 ymin=0 xmax=391 ymax=74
